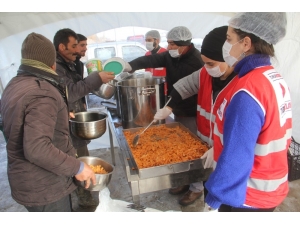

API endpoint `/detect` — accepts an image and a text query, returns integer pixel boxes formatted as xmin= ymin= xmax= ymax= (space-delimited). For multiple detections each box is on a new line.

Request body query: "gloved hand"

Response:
xmin=203 ymin=203 xmax=218 ymax=212
xmin=123 ymin=61 xmax=132 ymax=72
xmin=153 ymin=106 xmax=172 ymax=122
xmin=200 ymin=147 xmax=214 ymax=169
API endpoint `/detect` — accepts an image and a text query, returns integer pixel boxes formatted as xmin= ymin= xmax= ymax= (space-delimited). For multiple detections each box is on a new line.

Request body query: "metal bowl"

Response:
xmin=69 ymin=112 xmax=107 ymax=140
xmin=93 ymin=80 xmax=117 ymax=99
xmin=75 ymin=156 xmax=114 ymax=191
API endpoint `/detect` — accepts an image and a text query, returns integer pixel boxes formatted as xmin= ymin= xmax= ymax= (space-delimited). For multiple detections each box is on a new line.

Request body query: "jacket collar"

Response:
xmin=235 ymin=54 xmax=271 ymax=78
xmin=178 ymin=43 xmax=197 ymax=60
xmin=56 ymin=52 xmax=76 ymax=72
xmin=18 ymin=64 xmax=60 ymax=83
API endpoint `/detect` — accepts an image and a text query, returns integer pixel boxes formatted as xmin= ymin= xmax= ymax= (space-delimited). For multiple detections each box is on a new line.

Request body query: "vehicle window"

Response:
xmin=94 ymin=47 xmax=116 ymax=63
xmin=122 ymin=45 xmax=146 ymax=62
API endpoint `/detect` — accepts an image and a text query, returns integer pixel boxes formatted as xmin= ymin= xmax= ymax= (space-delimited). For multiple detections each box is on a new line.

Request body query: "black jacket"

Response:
xmin=74 ymin=56 xmax=86 ymax=105
xmin=129 ymin=43 xmax=204 ymax=117
xmin=56 ymin=53 xmax=103 ymax=148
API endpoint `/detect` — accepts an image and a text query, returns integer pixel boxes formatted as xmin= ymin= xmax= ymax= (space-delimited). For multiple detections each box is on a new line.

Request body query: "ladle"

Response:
xmin=132 ymin=97 xmax=172 ymax=147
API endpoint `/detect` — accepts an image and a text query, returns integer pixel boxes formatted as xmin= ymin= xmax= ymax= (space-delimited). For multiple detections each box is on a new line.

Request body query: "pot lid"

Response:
xmin=103 ymin=57 xmax=125 ymax=75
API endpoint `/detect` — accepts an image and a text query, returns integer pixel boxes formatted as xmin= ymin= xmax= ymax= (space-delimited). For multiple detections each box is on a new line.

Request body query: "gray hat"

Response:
xmin=166 ymin=26 xmax=192 ymax=46
xmin=166 ymin=26 xmax=192 ymax=41
xmin=228 ymin=12 xmax=287 ymax=45
xmin=21 ymin=32 xmax=56 ymax=67
xmin=145 ymin=30 xmax=161 ymax=39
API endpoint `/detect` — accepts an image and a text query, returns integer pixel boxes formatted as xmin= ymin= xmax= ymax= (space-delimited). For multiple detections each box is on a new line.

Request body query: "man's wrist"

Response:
xmin=76 ymin=161 xmax=84 ymax=175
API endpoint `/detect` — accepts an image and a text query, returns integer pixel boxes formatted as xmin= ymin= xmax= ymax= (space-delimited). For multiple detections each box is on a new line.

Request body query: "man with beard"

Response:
xmin=74 ymin=33 xmax=88 ymax=111
xmin=53 ymin=28 xmax=114 ymax=211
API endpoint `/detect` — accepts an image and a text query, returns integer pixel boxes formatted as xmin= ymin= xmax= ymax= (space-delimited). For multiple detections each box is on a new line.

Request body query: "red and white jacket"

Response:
xmin=197 ymin=68 xmax=239 ymax=147
xmin=213 ymin=66 xmax=292 ymax=208
xmin=145 ymin=47 xmax=167 ymax=77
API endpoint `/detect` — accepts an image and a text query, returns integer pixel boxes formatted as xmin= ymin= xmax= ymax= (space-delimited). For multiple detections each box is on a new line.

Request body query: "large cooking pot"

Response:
xmin=117 ymin=77 xmax=165 ymax=129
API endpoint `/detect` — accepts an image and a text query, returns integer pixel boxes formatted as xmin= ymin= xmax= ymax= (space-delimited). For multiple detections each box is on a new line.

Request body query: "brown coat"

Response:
xmin=1 ymin=65 xmax=80 ymax=206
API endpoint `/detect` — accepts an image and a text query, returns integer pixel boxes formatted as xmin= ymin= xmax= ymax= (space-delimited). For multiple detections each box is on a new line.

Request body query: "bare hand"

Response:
xmin=69 ymin=112 xmax=75 ymax=119
xmin=75 ymin=162 xmax=96 ymax=188
xmin=99 ymin=71 xmax=115 ymax=83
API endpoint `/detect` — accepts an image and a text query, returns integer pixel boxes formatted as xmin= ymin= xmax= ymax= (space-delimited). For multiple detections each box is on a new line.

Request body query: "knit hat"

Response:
xmin=21 ymin=32 xmax=56 ymax=67
xmin=201 ymin=26 xmax=228 ymax=62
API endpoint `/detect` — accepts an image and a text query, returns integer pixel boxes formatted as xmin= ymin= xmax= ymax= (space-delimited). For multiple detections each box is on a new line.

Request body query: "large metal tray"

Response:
xmin=122 ymin=122 xmax=207 ymax=179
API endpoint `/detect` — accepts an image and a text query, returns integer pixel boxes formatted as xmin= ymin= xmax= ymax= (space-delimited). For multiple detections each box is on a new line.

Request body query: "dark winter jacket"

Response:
xmin=1 ymin=65 xmax=80 ymax=206
xmin=56 ymin=53 xmax=103 ymax=148
xmin=74 ymin=56 xmax=87 ymax=105
xmin=129 ymin=43 xmax=204 ymax=117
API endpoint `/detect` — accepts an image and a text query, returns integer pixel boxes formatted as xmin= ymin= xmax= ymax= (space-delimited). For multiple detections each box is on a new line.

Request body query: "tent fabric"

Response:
xmin=0 ymin=12 xmax=300 ymax=141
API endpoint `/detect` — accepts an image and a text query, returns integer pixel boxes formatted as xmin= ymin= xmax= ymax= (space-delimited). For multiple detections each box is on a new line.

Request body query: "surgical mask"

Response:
xmin=205 ymin=64 xmax=226 ymax=78
xmin=169 ymin=49 xmax=181 ymax=58
xmin=146 ymin=41 xmax=155 ymax=51
xmin=222 ymin=39 xmax=244 ymax=67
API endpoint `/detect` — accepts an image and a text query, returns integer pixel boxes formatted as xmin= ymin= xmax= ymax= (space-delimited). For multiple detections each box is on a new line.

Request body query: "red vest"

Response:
xmin=213 ymin=66 xmax=292 ymax=208
xmin=145 ymin=47 xmax=167 ymax=76
xmin=197 ymin=68 xmax=239 ymax=147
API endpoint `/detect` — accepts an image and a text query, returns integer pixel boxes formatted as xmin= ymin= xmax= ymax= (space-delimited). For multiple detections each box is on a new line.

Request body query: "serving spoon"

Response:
xmin=132 ymin=97 xmax=172 ymax=147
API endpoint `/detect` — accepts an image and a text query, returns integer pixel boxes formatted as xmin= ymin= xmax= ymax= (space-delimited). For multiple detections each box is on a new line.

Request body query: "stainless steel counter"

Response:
xmin=106 ymin=109 xmax=212 ymax=205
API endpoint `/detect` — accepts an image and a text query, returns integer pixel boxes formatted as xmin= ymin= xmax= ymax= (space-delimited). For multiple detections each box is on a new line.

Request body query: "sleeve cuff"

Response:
xmin=205 ymin=193 xmax=222 ymax=210
xmin=76 ymin=161 xmax=84 ymax=175
xmin=168 ymin=89 xmax=182 ymax=109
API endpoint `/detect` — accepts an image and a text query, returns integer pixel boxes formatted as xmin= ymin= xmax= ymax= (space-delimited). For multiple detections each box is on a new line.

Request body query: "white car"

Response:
xmin=86 ymin=41 xmax=147 ymax=64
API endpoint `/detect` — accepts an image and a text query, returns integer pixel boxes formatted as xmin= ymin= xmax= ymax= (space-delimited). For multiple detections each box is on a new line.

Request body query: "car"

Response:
xmin=86 ymin=41 xmax=147 ymax=64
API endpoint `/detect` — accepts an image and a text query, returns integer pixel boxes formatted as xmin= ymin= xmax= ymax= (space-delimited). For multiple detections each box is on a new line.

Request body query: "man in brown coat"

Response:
xmin=1 ymin=33 xmax=96 ymax=212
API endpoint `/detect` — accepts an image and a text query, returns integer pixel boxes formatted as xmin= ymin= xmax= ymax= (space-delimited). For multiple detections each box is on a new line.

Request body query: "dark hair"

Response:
xmin=53 ymin=28 xmax=78 ymax=51
xmin=77 ymin=33 xmax=87 ymax=42
xmin=233 ymin=28 xmax=275 ymax=57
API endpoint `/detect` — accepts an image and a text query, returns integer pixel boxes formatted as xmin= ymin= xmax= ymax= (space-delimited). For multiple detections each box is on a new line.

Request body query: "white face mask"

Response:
xmin=222 ymin=39 xmax=244 ymax=67
xmin=205 ymin=64 xmax=226 ymax=78
xmin=169 ymin=49 xmax=181 ymax=58
xmin=146 ymin=41 xmax=155 ymax=51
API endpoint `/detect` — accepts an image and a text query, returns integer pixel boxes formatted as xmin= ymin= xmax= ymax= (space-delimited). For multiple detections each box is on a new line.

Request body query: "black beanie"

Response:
xmin=201 ymin=26 xmax=228 ymax=62
xmin=21 ymin=32 xmax=56 ymax=67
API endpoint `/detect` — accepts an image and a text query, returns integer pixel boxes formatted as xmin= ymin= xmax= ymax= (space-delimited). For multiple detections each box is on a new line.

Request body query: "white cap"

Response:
xmin=228 ymin=12 xmax=287 ymax=45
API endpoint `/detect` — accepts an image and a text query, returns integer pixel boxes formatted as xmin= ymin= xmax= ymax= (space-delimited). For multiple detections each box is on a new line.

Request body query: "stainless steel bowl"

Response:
xmin=93 ymin=80 xmax=117 ymax=99
xmin=75 ymin=156 xmax=114 ymax=191
xmin=69 ymin=112 xmax=107 ymax=140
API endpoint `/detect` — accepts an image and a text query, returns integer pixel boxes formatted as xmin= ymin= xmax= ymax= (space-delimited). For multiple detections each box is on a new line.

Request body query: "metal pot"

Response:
xmin=69 ymin=112 xmax=107 ymax=140
xmin=75 ymin=156 xmax=114 ymax=191
xmin=117 ymin=77 xmax=165 ymax=129
xmin=114 ymin=71 xmax=162 ymax=119
xmin=92 ymin=80 xmax=117 ymax=99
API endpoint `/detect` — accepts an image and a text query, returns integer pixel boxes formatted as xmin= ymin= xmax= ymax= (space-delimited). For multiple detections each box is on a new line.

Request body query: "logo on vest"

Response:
xmin=264 ymin=69 xmax=292 ymax=127
xmin=217 ymin=98 xmax=227 ymax=121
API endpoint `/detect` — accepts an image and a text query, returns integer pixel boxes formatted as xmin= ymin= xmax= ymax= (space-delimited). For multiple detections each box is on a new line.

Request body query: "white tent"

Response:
xmin=1 ymin=11 xmax=300 ymax=141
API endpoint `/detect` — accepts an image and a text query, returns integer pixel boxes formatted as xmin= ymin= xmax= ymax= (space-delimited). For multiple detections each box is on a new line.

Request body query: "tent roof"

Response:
xmin=1 ymin=11 xmax=300 ymax=141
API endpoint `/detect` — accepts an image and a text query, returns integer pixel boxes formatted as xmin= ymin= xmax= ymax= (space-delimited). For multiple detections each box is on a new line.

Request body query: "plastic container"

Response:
xmin=102 ymin=57 xmax=125 ymax=76
xmin=287 ymin=137 xmax=300 ymax=181
xmin=85 ymin=58 xmax=103 ymax=74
